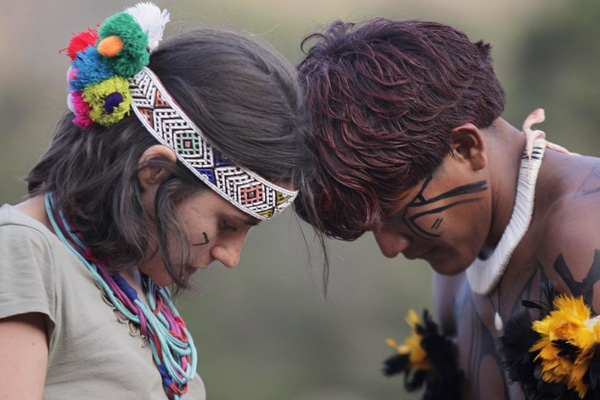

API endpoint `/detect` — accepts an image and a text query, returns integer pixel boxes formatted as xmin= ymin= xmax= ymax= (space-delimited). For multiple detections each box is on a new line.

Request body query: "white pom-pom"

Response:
xmin=125 ymin=2 xmax=170 ymax=53
xmin=67 ymin=92 xmax=76 ymax=114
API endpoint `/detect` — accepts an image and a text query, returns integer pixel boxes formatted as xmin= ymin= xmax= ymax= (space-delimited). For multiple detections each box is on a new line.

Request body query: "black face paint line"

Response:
xmin=431 ymin=218 xmax=444 ymax=230
xmin=192 ymin=232 xmax=210 ymax=246
xmin=553 ymin=249 xmax=600 ymax=311
xmin=577 ymin=165 xmax=600 ymax=197
xmin=454 ymin=280 xmax=511 ymax=400
xmin=400 ymin=176 xmax=488 ymax=241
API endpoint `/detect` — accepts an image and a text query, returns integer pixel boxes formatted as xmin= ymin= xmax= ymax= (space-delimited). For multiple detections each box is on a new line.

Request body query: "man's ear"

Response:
xmin=137 ymin=144 xmax=177 ymax=196
xmin=451 ymin=123 xmax=487 ymax=171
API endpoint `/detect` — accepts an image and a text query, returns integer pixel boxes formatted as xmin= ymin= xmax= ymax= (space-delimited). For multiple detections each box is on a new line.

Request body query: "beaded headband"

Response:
xmin=63 ymin=3 xmax=298 ymax=220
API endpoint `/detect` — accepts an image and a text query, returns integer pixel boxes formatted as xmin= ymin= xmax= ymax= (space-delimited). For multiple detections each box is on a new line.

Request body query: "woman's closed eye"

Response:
xmin=221 ymin=220 xmax=238 ymax=233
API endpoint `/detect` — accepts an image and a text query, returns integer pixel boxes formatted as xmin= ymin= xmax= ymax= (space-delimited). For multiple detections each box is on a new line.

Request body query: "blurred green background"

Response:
xmin=1 ymin=1 xmax=599 ymax=399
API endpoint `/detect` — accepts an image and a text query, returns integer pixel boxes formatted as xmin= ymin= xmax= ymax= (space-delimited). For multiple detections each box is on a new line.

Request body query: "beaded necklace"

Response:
xmin=45 ymin=192 xmax=197 ymax=399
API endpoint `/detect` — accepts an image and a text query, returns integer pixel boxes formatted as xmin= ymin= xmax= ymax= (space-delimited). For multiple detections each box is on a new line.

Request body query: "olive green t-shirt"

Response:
xmin=0 ymin=204 xmax=206 ymax=399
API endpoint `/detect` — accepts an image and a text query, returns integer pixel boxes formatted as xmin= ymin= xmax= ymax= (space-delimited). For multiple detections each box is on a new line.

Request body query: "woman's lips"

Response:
xmin=185 ymin=264 xmax=206 ymax=276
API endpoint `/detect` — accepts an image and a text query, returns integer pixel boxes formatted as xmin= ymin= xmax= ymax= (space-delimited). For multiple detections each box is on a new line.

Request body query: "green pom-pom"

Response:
xmin=83 ymin=76 xmax=131 ymax=126
xmin=98 ymin=12 xmax=149 ymax=77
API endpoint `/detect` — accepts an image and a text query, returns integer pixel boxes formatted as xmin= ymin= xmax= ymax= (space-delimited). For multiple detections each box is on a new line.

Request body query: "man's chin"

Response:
xmin=428 ymin=258 xmax=470 ymax=276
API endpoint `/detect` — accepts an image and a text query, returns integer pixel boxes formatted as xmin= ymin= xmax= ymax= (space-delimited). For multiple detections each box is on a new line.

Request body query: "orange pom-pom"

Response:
xmin=97 ymin=35 xmax=124 ymax=58
xmin=61 ymin=28 xmax=100 ymax=61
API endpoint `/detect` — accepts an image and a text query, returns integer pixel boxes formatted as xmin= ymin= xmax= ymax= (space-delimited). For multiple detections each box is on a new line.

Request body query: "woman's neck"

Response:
xmin=16 ymin=195 xmax=149 ymax=302
xmin=14 ymin=195 xmax=54 ymax=232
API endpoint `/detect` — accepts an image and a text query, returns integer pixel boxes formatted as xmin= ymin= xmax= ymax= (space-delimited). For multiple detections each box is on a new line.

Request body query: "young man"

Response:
xmin=296 ymin=19 xmax=600 ymax=399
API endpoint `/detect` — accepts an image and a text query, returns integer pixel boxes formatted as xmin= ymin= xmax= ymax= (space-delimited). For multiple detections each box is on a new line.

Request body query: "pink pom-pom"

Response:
xmin=61 ymin=27 xmax=100 ymax=61
xmin=67 ymin=67 xmax=78 ymax=83
xmin=70 ymin=91 xmax=93 ymax=129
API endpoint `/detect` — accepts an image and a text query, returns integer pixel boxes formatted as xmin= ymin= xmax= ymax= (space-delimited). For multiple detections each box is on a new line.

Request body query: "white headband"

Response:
xmin=129 ymin=67 xmax=298 ymax=219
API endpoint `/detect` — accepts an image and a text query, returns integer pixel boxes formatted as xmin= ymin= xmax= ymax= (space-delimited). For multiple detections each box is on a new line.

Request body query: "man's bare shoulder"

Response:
xmin=534 ymin=152 xmax=600 ymax=311
xmin=537 ymin=154 xmax=600 ymax=249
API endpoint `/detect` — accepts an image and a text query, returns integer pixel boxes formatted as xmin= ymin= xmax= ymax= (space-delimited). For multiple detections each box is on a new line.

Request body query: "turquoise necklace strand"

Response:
xmin=45 ymin=192 xmax=197 ymax=399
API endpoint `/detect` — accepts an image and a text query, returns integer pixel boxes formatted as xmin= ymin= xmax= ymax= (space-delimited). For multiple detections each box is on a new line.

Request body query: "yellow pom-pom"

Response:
xmin=83 ymin=76 xmax=131 ymax=127
xmin=97 ymin=35 xmax=124 ymax=57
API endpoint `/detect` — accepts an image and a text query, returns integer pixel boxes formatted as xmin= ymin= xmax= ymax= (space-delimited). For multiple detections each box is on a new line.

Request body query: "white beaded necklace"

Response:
xmin=466 ymin=138 xmax=546 ymax=297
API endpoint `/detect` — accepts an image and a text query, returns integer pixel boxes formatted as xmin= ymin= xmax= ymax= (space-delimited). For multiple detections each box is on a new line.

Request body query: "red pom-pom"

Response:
xmin=60 ymin=27 xmax=100 ymax=61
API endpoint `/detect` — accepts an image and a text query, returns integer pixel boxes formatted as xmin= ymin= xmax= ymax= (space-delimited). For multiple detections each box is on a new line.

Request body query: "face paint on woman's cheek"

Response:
xmin=192 ymin=232 xmax=210 ymax=246
xmin=401 ymin=175 xmax=488 ymax=241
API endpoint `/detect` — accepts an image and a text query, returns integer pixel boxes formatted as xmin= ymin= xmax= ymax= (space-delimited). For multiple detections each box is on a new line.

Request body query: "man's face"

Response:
xmin=373 ymin=154 xmax=492 ymax=275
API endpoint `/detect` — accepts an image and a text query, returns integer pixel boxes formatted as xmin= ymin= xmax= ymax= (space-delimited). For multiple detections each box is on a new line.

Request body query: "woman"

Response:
xmin=0 ymin=4 xmax=308 ymax=399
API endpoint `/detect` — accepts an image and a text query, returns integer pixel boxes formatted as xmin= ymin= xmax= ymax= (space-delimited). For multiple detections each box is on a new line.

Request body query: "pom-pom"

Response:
xmin=97 ymin=35 xmax=124 ymax=57
xmin=125 ymin=2 xmax=170 ymax=53
xmin=61 ymin=27 xmax=100 ymax=61
xmin=67 ymin=67 xmax=78 ymax=84
xmin=98 ymin=11 xmax=149 ymax=77
xmin=69 ymin=46 xmax=114 ymax=91
xmin=66 ymin=92 xmax=76 ymax=114
xmin=104 ymin=92 xmax=124 ymax=113
xmin=69 ymin=91 xmax=93 ymax=130
xmin=82 ymin=76 xmax=131 ymax=126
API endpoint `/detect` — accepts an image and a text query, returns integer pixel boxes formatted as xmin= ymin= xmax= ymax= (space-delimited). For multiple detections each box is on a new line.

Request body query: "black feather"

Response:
xmin=497 ymin=280 xmax=600 ymax=400
xmin=383 ymin=310 xmax=462 ymax=400
xmin=383 ymin=353 xmax=409 ymax=377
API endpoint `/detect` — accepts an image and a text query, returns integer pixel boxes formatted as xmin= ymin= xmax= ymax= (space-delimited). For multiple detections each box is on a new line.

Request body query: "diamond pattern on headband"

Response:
xmin=129 ymin=67 xmax=297 ymax=220
xmin=175 ymin=132 xmax=200 ymax=156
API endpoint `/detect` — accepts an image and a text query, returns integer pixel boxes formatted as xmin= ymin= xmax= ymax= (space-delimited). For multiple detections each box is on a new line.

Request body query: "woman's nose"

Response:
xmin=211 ymin=234 xmax=247 ymax=268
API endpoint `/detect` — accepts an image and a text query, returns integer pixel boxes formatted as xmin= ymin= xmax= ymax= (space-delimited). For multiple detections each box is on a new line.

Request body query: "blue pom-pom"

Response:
xmin=104 ymin=92 xmax=124 ymax=113
xmin=69 ymin=46 xmax=115 ymax=91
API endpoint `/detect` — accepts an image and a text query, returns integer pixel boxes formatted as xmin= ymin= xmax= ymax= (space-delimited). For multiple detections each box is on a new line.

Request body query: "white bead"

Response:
xmin=494 ymin=312 xmax=504 ymax=331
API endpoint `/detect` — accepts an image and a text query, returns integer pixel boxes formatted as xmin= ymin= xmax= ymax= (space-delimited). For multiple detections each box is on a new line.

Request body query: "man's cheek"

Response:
xmin=406 ymin=210 xmax=444 ymax=239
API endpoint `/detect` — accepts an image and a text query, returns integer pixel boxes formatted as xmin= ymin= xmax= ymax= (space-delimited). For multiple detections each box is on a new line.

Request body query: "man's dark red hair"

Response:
xmin=295 ymin=18 xmax=505 ymax=241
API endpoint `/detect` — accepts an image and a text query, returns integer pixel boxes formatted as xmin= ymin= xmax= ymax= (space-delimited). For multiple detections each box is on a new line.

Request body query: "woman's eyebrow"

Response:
xmin=239 ymin=216 xmax=260 ymax=227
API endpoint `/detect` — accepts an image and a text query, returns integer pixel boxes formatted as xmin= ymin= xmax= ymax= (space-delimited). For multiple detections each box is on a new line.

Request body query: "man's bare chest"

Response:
xmin=436 ymin=256 xmax=545 ymax=399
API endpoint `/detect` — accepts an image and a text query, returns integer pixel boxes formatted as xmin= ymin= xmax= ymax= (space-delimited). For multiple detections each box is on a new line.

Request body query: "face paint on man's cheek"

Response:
xmin=401 ymin=175 xmax=488 ymax=241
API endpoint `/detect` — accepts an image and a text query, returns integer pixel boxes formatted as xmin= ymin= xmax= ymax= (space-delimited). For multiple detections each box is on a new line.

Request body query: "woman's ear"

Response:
xmin=137 ymin=145 xmax=177 ymax=214
xmin=137 ymin=145 xmax=177 ymax=191
xmin=451 ymin=123 xmax=487 ymax=171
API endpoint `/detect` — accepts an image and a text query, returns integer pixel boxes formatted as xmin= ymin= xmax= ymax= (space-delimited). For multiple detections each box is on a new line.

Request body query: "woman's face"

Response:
xmin=139 ymin=189 xmax=259 ymax=286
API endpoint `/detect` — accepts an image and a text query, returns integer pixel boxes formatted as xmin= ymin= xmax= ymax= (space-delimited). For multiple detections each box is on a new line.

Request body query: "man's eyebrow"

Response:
xmin=387 ymin=210 xmax=405 ymax=223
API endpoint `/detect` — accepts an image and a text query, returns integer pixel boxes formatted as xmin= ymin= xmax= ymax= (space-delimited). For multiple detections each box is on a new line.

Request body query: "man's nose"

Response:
xmin=373 ymin=229 xmax=411 ymax=259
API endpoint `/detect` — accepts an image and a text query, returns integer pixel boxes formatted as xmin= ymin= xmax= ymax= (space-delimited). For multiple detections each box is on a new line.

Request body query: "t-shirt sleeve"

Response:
xmin=0 ymin=223 xmax=56 ymax=333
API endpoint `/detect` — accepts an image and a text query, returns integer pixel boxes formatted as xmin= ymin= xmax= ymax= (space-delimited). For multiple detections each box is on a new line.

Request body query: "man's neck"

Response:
xmin=482 ymin=118 xmax=528 ymax=253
